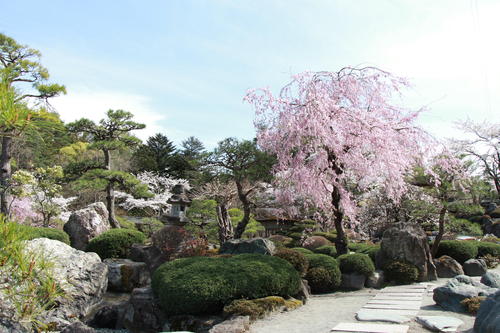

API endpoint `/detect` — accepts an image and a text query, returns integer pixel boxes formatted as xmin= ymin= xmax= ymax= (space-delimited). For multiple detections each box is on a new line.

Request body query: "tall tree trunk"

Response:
xmin=431 ymin=206 xmax=447 ymax=257
xmin=0 ymin=136 xmax=12 ymax=216
xmin=234 ymin=181 xmax=251 ymax=239
xmin=216 ymin=204 xmax=233 ymax=244
xmin=332 ymin=186 xmax=348 ymax=255
xmin=104 ymin=149 xmax=119 ymax=228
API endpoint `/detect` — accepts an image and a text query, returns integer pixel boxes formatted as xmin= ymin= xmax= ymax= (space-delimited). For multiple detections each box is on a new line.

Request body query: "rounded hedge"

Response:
xmin=20 ymin=226 xmax=70 ymax=245
xmin=475 ymin=241 xmax=500 ymax=258
xmin=436 ymin=240 xmax=478 ymax=264
xmin=86 ymin=228 xmax=146 ymax=259
xmin=274 ymin=248 xmax=309 ymax=277
xmin=151 ymin=254 xmax=301 ymax=315
xmin=337 ymin=253 xmax=375 ymax=277
xmin=384 ymin=260 xmax=419 ymax=284
xmin=313 ymin=245 xmax=337 ymax=257
xmin=303 ymin=236 xmax=331 ymax=250
xmin=304 ymin=253 xmax=341 ymax=293
xmin=291 ymin=247 xmax=314 ymax=255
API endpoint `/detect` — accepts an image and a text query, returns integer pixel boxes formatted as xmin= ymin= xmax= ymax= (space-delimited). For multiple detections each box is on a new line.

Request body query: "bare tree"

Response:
xmin=454 ymin=120 xmax=500 ymax=198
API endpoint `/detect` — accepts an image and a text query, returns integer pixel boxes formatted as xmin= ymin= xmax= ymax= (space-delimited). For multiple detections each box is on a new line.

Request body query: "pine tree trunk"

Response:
xmin=234 ymin=181 xmax=251 ymax=239
xmin=0 ymin=136 xmax=12 ymax=216
xmin=216 ymin=204 xmax=233 ymax=244
xmin=431 ymin=206 xmax=447 ymax=257
xmin=104 ymin=149 xmax=120 ymax=228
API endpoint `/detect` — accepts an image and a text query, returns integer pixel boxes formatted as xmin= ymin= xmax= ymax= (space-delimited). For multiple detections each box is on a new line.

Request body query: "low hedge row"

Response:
xmin=152 ymin=254 xmax=301 ymax=315
xmin=436 ymin=240 xmax=478 ymax=264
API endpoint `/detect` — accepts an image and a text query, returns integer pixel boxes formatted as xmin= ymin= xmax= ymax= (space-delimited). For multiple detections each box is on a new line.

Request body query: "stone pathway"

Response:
xmin=330 ymin=283 xmax=431 ymax=332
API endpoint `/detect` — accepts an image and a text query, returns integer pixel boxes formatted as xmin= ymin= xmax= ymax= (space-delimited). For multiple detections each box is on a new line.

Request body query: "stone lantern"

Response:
xmin=160 ymin=184 xmax=191 ymax=226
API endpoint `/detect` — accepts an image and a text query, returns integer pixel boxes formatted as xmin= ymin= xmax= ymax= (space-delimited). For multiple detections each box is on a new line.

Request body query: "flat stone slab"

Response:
xmin=374 ymin=293 xmax=423 ymax=298
xmin=363 ymin=303 xmax=421 ymax=310
xmin=373 ymin=294 xmax=423 ymax=300
xmin=356 ymin=309 xmax=411 ymax=324
xmin=356 ymin=309 xmax=419 ymax=316
xmin=380 ymin=289 xmax=425 ymax=293
xmin=367 ymin=300 xmax=422 ymax=306
xmin=331 ymin=322 xmax=409 ymax=333
xmin=416 ymin=316 xmax=464 ymax=332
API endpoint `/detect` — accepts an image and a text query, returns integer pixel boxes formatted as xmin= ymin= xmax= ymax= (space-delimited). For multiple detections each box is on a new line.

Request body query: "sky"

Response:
xmin=1 ymin=0 xmax=499 ymax=148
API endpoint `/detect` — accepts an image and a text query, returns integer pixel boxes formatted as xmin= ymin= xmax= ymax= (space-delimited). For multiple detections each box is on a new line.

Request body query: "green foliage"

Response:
xmin=384 ymin=260 xmax=419 ymax=284
xmin=19 ymin=225 xmax=70 ymax=244
xmin=304 ymin=253 xmax=341 ymax=293
xmin=115 ymin=216 xmax=137 ymax=230
xmin=291 ymin=247 xmax=313 ymax=255
xmin=337 ymin=253 xmax=375 ymax=277
xmin=348 ymin=243 xmax=380 ymax=262
xmin=74 ymin=169 xmax=152 ymax=198
xmin=274 ymin=248 xmax=309 ymax=276
xmin=446 ymin=216 xmax=483 ymax=236
xmin=228 ymin=207 xmax=264 ymax=238
xmin=475 ymin=241 xmax=500 ymax=258
xmin=447 ymin=202 xmax=484 ymax=219
xmin=313 ymin=245 xmax=337 ymax=257
xmin=151 ymin=254 xmax=301 ymax=315
xmin=86 ymin=228 xmax=146 ymax=259
xmin=0 ymin=218 xmax=65 ymax=330
xmin=436 ymin=240 xmax=478 ymax=264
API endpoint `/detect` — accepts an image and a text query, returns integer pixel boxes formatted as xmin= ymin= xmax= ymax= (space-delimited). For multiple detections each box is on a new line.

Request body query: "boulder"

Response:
xmin=60 ymin=321 xmax=96 ymax=333
xmin=474 ymin=290 xmax=500 ymax=333
xmin=294 ymin=279 xmax=311 ymax=304
xmin=481 ymin=271 xmax=500 ymax=288
xmin=433 ymin=275 xmax=497 ymax=312
xmin=104 ymin=259 xmax=150 ymax=292
xmin=376 ymin=222 xmax=437 ymax=281
xmin=64 ymin=202 xmax=110 ymax=250
xmin=366 ymin=270 xmax=385 ymax=289
xmin=434 ymin=255 xmax=464 ymax=278
xmin=0 ymin=318 xmax=29 ymax=333
xmin=122 ymin=287 xmax=167 ymax=333
xmin=86 ymin=300 xmax=128 ymax=329
xmin=340 ymin=273 xmax=366 ymax=290
xmin=219 ymin=238 xmax=276 ymax=255
xmin=463 ymin=259 xmax=487 ymax=276
xmin=416 ymin=316 xmax=463 ymax=332
xmin=166 ymin=315 xmax=222 ymax=332
xmin=128 ymin=243 xmax=168 ymax=274
xmin=485 ymin=202 xmax=497 ymax=215
xmin=20 ymin=239 xmax=108 ymax=330
xmin=208 ymin=316 xmax=250 ymax=333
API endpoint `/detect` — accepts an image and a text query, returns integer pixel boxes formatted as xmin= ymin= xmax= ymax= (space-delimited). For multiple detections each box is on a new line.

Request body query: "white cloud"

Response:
xmin=51 ymin=87 xmax=169 ymax=142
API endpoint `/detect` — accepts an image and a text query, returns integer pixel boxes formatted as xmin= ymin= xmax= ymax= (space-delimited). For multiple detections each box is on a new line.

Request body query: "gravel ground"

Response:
xmin=250 ymin=266 xmax=500 ymax=333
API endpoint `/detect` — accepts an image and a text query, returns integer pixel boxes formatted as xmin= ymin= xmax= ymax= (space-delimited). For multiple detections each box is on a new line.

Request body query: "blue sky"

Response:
xmin=2 ymin=0 xmax=499 ymax=148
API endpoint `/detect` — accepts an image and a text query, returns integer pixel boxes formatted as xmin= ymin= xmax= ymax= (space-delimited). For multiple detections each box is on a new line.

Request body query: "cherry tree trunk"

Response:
xmin=216 ymin=204 xmax=233 ymax=244
xmin=0 ymin=136 xmax=12 ymax=216
xmin=332 ymin=186 xmax=348 ymax=255
xmin=233 ymin=181 xmax=251 ymax=239
xmin=431 ymin=206 xmax=447 ymax=257
xmin=104 ymin=149 xmax=120 ymax=228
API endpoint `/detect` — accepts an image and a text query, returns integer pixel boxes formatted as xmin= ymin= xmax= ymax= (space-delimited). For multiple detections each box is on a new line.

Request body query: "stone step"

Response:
xmin=380 ymin=289 xmax=425 ymax=293
xmin=363 ymin=303 xmax=421 ymax=310
xmin=374 ymin=293 xmax=423 ymax=298
xmin=373 ymin=294 xmax=423 ymax=300
xmin=367 ymin=300 xmax=422 ymax=306
xmin=331 ymin=322 xmax=409 ymax=333
xmin=356 ymin=309 xmax=419 ymax=317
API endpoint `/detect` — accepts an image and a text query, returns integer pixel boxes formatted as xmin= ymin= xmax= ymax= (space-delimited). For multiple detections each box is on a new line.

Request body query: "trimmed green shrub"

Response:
xmin=436 ymin=240 xmax=478 ymax=264
xmin=446 ymin=217 xmax=482 ymax=236
xmin=348 ymin=243 xmax=366 ymax=252
xmin=304 ymin=253 xmax=341 ymax=293
xmin=447 ymin=203 xmax=484 ymax=219
xmin=152 ymin=254 xmax=301 ymax=315
xmin=311 ymin=231 xmax=337 ymax=243
xmin=86 ymin=228 xmax=146 ymax=259
xmin=384 ymin=260 xmax=419 ymax=284
xmin=475 ymin=241 xmax=500 ymax=258
xmin=357 ymin=245 xmax=380 ymax=262
xmin=337 ymin=253 xmax=375 ymax=277
xmin=313 ymin=245 xmax=337 ymax=257
xmin=268 ymin=235 xmax=294 ymax=249
xmin=291 ymin=247 xmax=313 ymax=255
xmin=274 ymin=248 xmax=309 ymax=276
xmin=303 ymin=236 xmax=330 ymax=250
xmin=19 ymin=225 xmax=70 ymax=244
